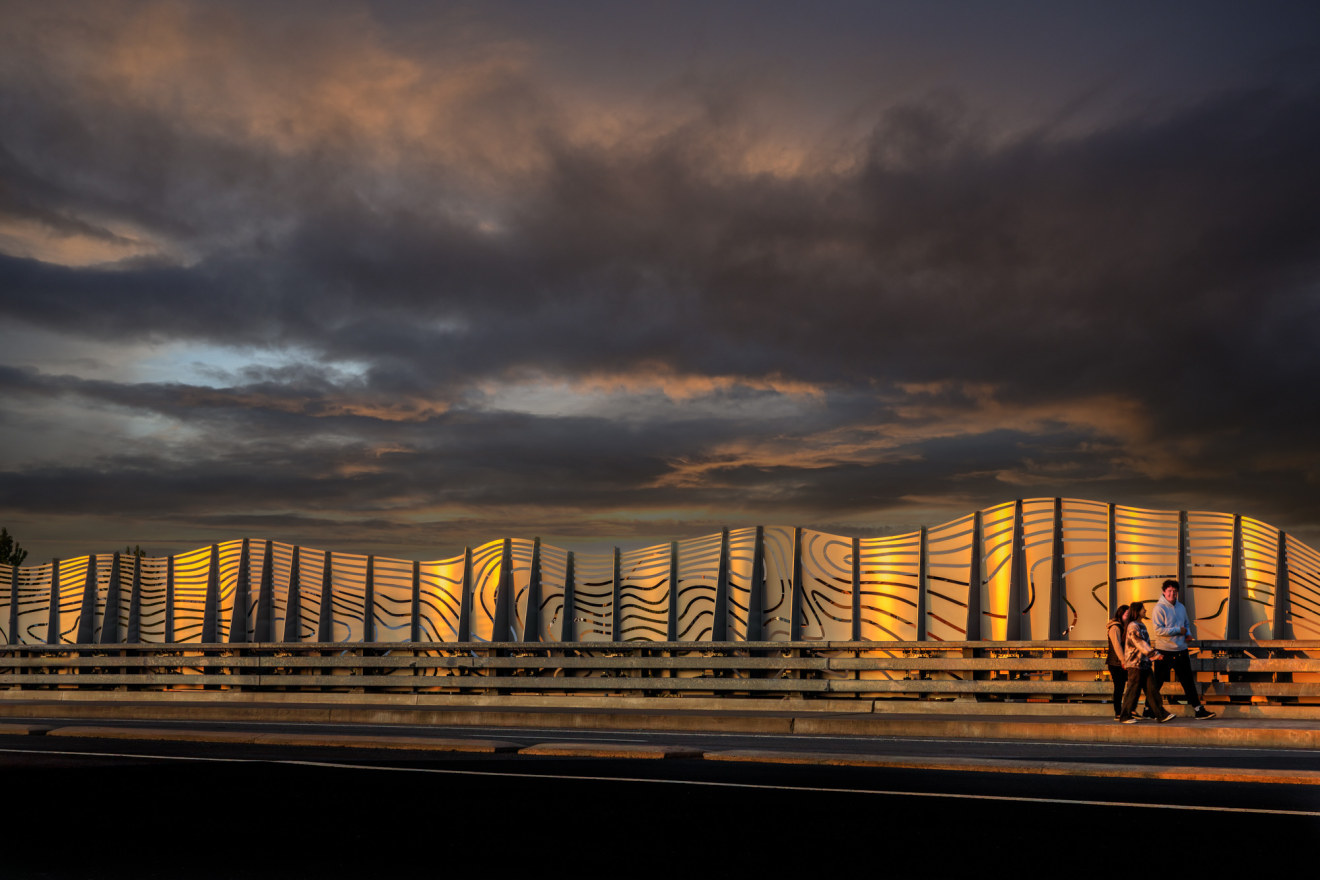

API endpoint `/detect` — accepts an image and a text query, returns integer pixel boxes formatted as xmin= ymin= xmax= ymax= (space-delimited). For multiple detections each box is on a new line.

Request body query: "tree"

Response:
xmin=0 ymin=528 xmax=28 ymax=567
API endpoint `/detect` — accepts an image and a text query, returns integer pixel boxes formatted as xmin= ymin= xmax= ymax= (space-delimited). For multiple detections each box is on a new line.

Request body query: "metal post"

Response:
xmin=965 ymin=513 xmax=983 ymax=640
xmin=666 ymin=542 xmax=679 ymax=642
xmin=165 ymin=556 xmax=175 ymax=644
xmin=362 ymin=555 xmax=376 ymax=643
xmin=790 ymin=527 xmax=803 ymax=641
xmin=46 ymin=558 xmax=59 ymax=645
xmin=1007 ymin=500 xmax=1024 ymax=640
xmin=76 ymin=555 xmax=98 ymax=644
xmin=126 ymin=555 xmax=143 ymax=644
xmin=748 ymin=526 xmax=765 ymax=642
xmin=253 ymin=540 xmax=274 ymax=643
xmin=283 ymin=546 xmax=302 ymax=643
xmin=560 ymin=551 xmax=575 ymax=642
xmin=1273 ymin=533 xmax=1290 ymax=640
xmin=202 ymin=544 xmax=220 ymax=643
xmin=100 ymin=553 xmax=122 ymax=644
xmin=7 ymin=565 xmax=17 ymax=645
xmin=410 ymin=559 xmax=421 ymax=643
xmin=525 ymin=538 xmax=542 ymax=643
xmin=228 ymin=539 xmax=250 ymax=643
xmin=1107 ymin=503 xmax=1118 ymax=616
xmin=317 ymin=550 xmax=334 ymax=642
xmin=457 ymin=547 xmax=473 ymax=642
xmin=851 ymin=535 xmax=862 ymax=641
xmin=492 ymin=539 xmax=512 ymax=642
xmin=1050 ymin=497 xmax=1065 ymax=639
xmin=713 ymin=528 xmax=730 ymax=641
xmin=1228 ymin=515 xmax=1243 ymax=640
xmin=916 ymin=528 xmax=928 ymax=642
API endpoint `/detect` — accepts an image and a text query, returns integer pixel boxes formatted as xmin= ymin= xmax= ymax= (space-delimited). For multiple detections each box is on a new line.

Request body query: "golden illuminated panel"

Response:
xmin=417 ymin=552 xmax=466 ymax=642
xmin=1186 ymin=511 xmax=1235 ymax=640
xmin=1058 ymin=498 xmax=1110 ymax=640
xmin=135 ymin=555 xmax=170 ymax=643
xmin=1239 ymin=517 xmax=1279 ymax=640
xmin=759 ymin=527 xmax=795 ymax=640
xmin=466 ymin=540 xmax=504 ymax=642
xmin=505 ymin=539 xmax=536 ymax=642
xmin=6 ymin=499 xmax=1318 ymax=647
xmin=979 ymin=501 xmax=1017 ymax=641
xmin=1113 ymin=505 xmax=1180 ymax=608
xmin=924 ymin=513 xmax=974 ymax=641
xmin=1019 ymin=499 xmax=1056 ymax=640
xmin=294 ymin=549 xmax=327 ymax=642
xmin=569 ymin=552 xmax=614 ymax=641
xmin=535 ymin=544 xmax=569 ymax=642
xmin=675 ymin=533 xmax=721 ymax=641
xmin=55 ymin=556 xmax=89 ymax=643
xmin=1286 ymin=535 xmax=1320 ymax=639
xmin=725 ymin=527 xmax=758 ymax=641
xmin=13 ymin=562 xmax=52 ymax=643
xmin=372 ymin=556 xmax=415 ymax=643
xmin=618 ymin=543 xmax=670 ymax=641
xmin=798 ymin=529 xmax=853 ymax=641
xmin=857 ymin=531 xmax=920 ymax=641
xmin=263 ymin=542 xmax=297 ymax=642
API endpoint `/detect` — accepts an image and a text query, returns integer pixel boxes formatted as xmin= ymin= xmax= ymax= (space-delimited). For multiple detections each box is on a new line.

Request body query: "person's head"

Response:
xmin=1162 ymin=579 xmax=1181 ymax=603
xmin=1112 ymin=604 xmax=1129 ymax=624
xmin=1129 ymin=601 xmax=1146 ymax=621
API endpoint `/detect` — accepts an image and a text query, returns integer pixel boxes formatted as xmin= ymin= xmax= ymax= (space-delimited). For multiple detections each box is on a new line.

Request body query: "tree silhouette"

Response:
xmin=0 ymin=528 xmax=28 ymax=567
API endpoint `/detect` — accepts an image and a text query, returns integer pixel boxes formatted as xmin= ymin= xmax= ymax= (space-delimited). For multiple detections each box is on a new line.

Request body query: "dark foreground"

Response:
xmin=2 ymin=736 xmax=1317 ymax=879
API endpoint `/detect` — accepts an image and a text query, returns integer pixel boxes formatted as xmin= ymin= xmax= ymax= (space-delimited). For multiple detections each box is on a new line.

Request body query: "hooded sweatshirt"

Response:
xmin=1151 ymin=594 xmax=1191 ymax=652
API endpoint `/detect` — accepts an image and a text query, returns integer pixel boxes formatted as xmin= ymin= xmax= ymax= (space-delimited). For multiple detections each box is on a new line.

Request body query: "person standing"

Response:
xmin=1151 ymin=579 xmax=1216 ymax=720
xmin=1119 ymin=602 xmax=1174 ymax=724
xmin=1106 ymin=605 xmax=1130 ymax=720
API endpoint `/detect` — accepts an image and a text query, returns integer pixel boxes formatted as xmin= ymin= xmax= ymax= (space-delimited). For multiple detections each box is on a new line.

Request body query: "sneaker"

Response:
xmin=1142 ymin=708 xmax=1157 ymax=719
xmin=1120 ymin=716 xmax=1138 ymax=724
xmin=1159 ymin=712 xmax=1176 ymax=723
xmin=1194 ymin=706 xmax=1217 ymax=720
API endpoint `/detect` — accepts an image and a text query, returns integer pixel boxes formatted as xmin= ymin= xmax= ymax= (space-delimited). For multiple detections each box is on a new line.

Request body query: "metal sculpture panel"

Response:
xmin=5 ymin=498 xmax=1317 ymax=646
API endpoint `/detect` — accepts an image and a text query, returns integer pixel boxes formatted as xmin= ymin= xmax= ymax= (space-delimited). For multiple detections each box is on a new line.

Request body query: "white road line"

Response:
xmin=3 ymin=746 xmax=1317 ymax=817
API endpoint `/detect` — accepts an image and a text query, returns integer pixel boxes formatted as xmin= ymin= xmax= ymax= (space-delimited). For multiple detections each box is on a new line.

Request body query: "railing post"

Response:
xmin=852 ymin=535 xmax=862 ymax=642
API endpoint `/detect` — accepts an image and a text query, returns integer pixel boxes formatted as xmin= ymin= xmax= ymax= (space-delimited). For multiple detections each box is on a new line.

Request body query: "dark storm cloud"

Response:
xmin=2 ymin=2 xmax=1319 ymax=557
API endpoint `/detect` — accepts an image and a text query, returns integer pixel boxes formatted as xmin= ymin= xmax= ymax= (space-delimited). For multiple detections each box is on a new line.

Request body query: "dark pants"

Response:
xmin=1108 ymin=664 xmax=1126 ymax=716
xmin=1120 ymin=665 xmax=1165 ymax=719
xmin=1154 ymin=649 xmax=1202 ymax=708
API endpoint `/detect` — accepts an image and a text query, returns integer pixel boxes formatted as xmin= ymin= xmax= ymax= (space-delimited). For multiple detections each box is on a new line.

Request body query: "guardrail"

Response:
xmin=1 ymin=640 xmax=1315 ymax=704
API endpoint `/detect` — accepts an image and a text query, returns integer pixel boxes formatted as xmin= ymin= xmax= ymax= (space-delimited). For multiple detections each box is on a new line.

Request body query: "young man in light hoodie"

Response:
xmin=1151 ymin=579 xmax=1216 ymax=720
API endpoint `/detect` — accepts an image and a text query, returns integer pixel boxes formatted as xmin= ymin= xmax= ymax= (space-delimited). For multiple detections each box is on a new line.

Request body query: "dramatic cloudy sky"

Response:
xmin=2 ymin=1 xmax=1318 ymax=561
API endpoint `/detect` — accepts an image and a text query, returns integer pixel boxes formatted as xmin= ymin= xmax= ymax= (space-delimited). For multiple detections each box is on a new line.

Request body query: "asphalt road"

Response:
xmin=2 ymin=728 xmax=1317 ymax=878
